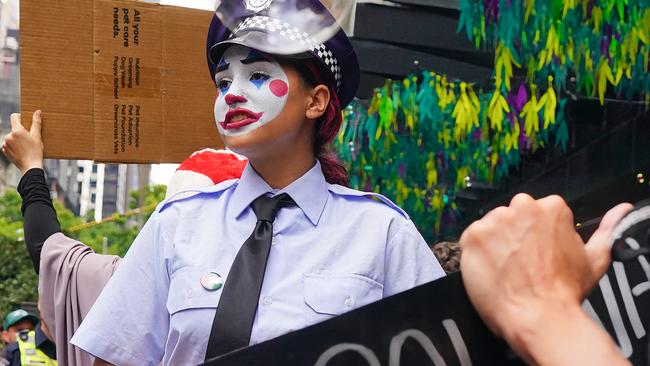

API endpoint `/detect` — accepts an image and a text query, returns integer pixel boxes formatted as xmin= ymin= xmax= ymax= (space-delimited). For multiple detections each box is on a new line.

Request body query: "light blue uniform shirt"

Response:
xmin=71 ymin=161 xmax=445 ymax=365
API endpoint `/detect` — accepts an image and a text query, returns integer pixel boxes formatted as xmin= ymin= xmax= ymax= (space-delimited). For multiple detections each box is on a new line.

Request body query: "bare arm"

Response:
xmin=3 ymin=111 xmax=61 ymax=273
xmin=507 ymin=299 xmax=628 ymax=365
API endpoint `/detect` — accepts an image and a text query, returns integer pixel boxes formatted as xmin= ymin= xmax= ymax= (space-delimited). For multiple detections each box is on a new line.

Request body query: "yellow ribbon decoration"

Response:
xmin=539 ymin=76 xmax=558 ymax=129
xmin=425 ymin=153 xmax=438 ymax=187
xmin=538 ymin=26 xmax=560 ymax=70
xmin=596 ymin=57 xmax=615 ymax=104
xmin=495 ymin=42 xmax=521 ymax=90
xmin=524 ymin=0 xmax=535 ymax=23
xmin=641 ymin=9 xmax=650 ymax=45
xmin=435 ymin=74 xmax=455 ymax=111
xmin=456 ymin=166 xmax=470 ymax=189
xmin=520 ymin=84 xmax=544 ymax=136
xmin=451 ymin=83 xmax=480 ymax=142
xmin=592 ymin=6 xmax=603 ymax=31
xmin=510 ymin=115 xmax=520 ymax=152
xmin=562 ymin=0 xmax=578 ymax=18
xmin=488 ymin=90 xmax=510 ymax=132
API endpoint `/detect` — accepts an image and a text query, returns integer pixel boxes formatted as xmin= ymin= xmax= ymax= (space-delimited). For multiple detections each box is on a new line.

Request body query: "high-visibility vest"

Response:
xmin=17 ymin=330 xmax=57 ymax=366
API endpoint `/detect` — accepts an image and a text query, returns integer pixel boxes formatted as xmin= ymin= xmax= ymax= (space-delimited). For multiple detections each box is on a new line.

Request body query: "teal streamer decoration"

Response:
xmin=335 ymin=73 xmax=568 ymax=241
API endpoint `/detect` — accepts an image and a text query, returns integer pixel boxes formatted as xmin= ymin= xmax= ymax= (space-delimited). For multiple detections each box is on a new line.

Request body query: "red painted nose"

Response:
xmin=225 ymin=94 xmax=247 ymax=105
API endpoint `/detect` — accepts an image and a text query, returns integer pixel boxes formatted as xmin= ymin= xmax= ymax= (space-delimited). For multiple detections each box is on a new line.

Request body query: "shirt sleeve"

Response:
xmin=70 ymin=212 xmax=170 ymax=366
xmin=383 ymin=218 xmax=446 ymax=297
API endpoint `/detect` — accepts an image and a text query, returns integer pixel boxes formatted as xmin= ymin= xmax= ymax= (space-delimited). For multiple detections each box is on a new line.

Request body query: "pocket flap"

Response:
xmin=167 ymin=266 xmax=224 ymax=315
xmin=303 ymin=273 xmax=383 ymax=316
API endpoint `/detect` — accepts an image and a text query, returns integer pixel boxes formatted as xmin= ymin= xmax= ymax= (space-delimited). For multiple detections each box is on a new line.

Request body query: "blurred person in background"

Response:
xmin=431 ymin=241 xmax=461 ymax=274
xmin=1 ymin=310 xmax=37 ymax=347
xmin=1 ymin=308 xmax=56 ymax=365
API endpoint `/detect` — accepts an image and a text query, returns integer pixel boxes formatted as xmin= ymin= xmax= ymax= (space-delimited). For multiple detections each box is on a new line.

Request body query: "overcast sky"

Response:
xmin=4 ymin=0 xmax=215 ymax=28
xmin=4 ymin=0 xmax=19 ymax=28
xmin=160 ymin=0 xmax=216 ymax=10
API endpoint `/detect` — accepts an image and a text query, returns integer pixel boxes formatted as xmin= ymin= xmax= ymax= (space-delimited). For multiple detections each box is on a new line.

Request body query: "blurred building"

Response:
xmin=0 ymin=0 xmax=20 ymax=193
xmin=44 ymin=160 xmax=148 ymax=221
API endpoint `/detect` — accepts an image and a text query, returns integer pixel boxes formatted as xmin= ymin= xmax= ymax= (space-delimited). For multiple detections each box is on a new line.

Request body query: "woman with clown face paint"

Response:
xmin=71 ymin=1 xmax=446 ymax=364
xmin=213 ymin=47 xmax=291 ymax=138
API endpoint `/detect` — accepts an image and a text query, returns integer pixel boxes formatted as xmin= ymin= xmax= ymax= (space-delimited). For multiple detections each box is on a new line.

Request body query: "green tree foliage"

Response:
xmin=0 ymin=185 xmax=166 ymax=320
xmin=63 ymin=185 xmax=166 ymax=257
xmin=130 ymin=184 xmax=167 ymax=211
xmin=0 ymin=191 xmax=38 ymax=322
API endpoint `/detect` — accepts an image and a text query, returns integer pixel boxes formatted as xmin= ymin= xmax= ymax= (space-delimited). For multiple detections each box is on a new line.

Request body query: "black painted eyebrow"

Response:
xmin=241 ymin=49 xmax=272 ymax=65
xmin=216 ymin=58 xmax=230 ymax=73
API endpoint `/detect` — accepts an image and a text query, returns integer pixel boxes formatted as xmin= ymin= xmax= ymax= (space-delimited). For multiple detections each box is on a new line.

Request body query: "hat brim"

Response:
xmin=209 ymin=35 xmax=337 ymax=88
xmin=209 ymin=33 xmax=313 ymax=69
xmin=5 ymin=314 xmax=38 ymax=329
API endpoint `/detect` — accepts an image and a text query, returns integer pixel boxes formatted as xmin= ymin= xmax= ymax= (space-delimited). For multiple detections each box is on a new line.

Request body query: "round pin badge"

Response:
xmin=200 ymin=272 xmax=224 ymax=291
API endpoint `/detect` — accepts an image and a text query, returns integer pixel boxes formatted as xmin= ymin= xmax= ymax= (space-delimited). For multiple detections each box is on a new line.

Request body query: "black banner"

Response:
xmin=204 ymin=257 xmax=650 ymax=366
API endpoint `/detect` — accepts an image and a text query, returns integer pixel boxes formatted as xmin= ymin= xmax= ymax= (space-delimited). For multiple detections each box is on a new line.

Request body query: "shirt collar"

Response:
xmin=230 ymin=161 xmax=329 ymax=225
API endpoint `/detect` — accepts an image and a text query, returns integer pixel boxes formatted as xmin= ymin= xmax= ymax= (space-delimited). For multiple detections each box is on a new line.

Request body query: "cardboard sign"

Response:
xmin=20 ymin=0 xmax=222 ymax=163
xmin=205 ymin=261 xmax=650 ymax=366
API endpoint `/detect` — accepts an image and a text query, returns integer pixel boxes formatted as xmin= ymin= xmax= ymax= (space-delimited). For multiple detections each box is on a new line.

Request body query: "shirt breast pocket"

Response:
xmin=167 ymin=266 xmax=223 ymax=316
xmin=303 ymin=273 xmax=383 ymax=326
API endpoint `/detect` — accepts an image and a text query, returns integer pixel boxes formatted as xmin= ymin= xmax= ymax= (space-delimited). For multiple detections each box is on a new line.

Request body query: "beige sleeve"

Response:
xmin=38 ymin=233 xmax=122 ymax=366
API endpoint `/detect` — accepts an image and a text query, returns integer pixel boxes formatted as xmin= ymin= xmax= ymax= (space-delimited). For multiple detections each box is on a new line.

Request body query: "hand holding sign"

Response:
xmin=460 ymin=193 xmax=633 ymax=365
xmin=2 ymin=111 xmax=44 ymax=175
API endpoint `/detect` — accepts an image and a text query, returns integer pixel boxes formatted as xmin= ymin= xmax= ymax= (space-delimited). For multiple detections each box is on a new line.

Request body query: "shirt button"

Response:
xmin=185 ymin=288 xmax=193 ymax=299
xmin=271 ymin=236 xmax=278 ymax=246
xmin=344 ymin=296 xmax=354 ymax=308
xmin=263 ymin=296 xmax=273 ymax=306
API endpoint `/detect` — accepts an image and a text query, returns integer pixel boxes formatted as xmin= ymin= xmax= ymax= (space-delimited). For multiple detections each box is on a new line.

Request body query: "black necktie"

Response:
xmin=205 ymin=193 xmax=295 ymax=360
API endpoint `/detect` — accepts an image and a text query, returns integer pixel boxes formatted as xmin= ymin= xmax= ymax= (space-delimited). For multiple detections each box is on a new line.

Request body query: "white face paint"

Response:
xmin=214 ymin=45 xmax=290 ymax=137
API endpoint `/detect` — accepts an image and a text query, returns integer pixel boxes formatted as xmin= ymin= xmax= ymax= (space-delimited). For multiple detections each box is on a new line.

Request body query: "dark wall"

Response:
xmin=351 ymin=2 xmax=492 ymax=98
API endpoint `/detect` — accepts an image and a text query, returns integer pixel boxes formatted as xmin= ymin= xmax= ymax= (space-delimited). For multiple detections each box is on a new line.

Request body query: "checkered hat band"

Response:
xmin=231 ymin=16 xmax=342 ymax=90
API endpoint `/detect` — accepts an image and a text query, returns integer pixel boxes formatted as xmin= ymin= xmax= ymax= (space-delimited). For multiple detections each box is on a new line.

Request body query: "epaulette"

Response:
xmin=327 ymin=185 xmax=410 ymax=220
xmin=156 ymin=179 xmax=238 ymax=213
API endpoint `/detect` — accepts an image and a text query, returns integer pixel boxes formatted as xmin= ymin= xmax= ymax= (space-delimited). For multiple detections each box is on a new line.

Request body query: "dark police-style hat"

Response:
xmin=205 ymin=0 xmax=360 ymax=107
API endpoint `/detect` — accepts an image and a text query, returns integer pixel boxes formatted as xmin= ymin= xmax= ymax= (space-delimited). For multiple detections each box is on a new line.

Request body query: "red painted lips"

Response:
xmin=219 ymin=108 xmax=264 ymax=130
